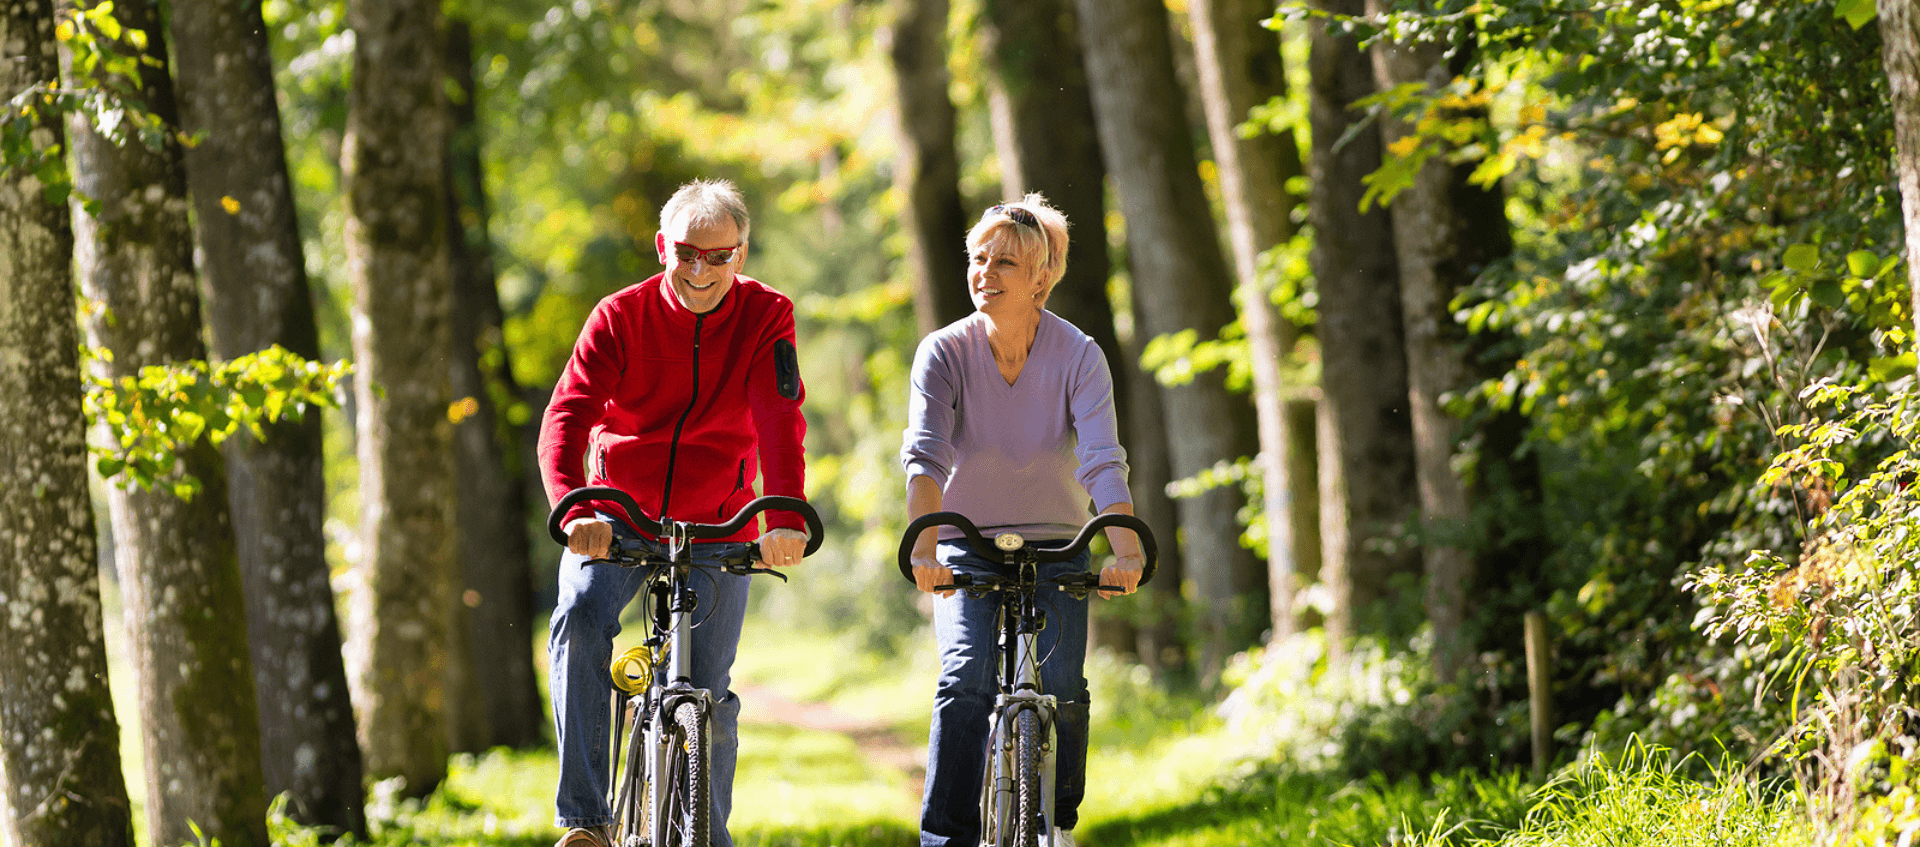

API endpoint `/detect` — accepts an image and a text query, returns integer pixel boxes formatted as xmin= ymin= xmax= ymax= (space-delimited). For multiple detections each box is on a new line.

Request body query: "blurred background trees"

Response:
xmin=7 ymin=0 xmax=1920 ymax=840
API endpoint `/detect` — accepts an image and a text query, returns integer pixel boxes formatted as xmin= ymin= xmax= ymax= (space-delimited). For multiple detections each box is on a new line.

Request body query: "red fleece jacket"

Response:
xmin=538 ymin=273 xmax=807 ymax=541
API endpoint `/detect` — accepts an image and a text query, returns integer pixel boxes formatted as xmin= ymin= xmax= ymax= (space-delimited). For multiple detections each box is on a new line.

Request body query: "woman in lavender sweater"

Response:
xmin=900 ymin=194 xmax=1148 ymax=847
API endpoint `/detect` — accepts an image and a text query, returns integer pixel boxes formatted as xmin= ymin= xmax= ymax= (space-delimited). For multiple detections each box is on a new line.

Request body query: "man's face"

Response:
xmin=655 ymin=213 xmax=745 ymax=314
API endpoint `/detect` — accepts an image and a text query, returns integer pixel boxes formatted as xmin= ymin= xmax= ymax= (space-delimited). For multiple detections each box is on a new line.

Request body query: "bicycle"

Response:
xmin=895 ymin=511 xmax=1157 ymax=847
xmin=548 ymin=485 xmax=824 ymax=847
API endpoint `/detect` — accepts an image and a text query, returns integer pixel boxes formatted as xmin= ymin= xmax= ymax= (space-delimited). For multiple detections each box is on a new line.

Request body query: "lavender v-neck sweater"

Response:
xmin=901 ymin=311 xmax=1131 ymax=541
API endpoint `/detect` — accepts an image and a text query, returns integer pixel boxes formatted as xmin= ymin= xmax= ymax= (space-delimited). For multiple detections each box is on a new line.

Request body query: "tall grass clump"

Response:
xmin=1398 ymin=742 xmax=1806 ymax=847
xmin=1693 ymin=380 xmax=1920 ymax=845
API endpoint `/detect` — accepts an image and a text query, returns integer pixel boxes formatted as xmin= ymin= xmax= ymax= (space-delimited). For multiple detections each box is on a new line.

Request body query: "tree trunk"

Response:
xmin=1075 ymin=0 xmax=1266 ymax=679
xmin=1120 ymin=307 xmax=1192 ymax=681
xmin=66 ymin=2 xmax=270 ymax=844
xmin=0 ymin=5 xmax=135 ymax=843
xmin=169 ymin=0 xmax=369 ymax=833
xmin=1881 ymin=0 xmax=1920 ymax=338
xmin=979 ymin=0 xmax=1147 ymax=659
xmin=1187 ymin=0 xmax=1319 ymax=640
xmin=344 ymin=0 xmax=457 ymax=797
xmin=1365 ymin=5 xmax=1515 ymax=683
xmin=885 ymin=0 xmax=974 ymax=334
xmin=444 ymin=14 xmax=545 ymax=750
xmin=1305 ymin=0 xmax=1421 ymax=649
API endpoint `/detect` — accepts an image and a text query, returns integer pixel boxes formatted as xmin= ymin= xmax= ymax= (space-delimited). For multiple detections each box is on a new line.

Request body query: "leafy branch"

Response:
xmin=83 ymin=345 xmax=352 ymax=500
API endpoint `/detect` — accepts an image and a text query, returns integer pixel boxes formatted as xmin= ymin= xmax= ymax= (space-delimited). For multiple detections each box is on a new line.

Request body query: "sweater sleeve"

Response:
xmin=537 ymin=298 xmax=624 ymax=527
xmin=1067 ymin=338 xmax=1131 ymax=512
xmin=746 ymin=297 xmax=809 ymax=533
xmin=900 ymin=333 xmax=958 ymax=489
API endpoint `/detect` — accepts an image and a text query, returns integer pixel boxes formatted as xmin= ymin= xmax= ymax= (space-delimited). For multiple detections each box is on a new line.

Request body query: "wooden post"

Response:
xmin=1524 ymin=610 xmax=1552 ymax=779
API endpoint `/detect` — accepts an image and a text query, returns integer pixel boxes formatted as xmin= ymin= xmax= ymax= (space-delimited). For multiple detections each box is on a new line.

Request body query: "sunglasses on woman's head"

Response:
xmin=672 ymin=241 xmax=741 ymax=265
xmin=986 ymin=204 xmax=1038 ymax=229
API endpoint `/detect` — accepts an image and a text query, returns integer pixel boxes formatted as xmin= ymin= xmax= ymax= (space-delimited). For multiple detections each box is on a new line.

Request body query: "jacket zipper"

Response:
xmin=659 ymin=312 xmax=703 ymax=515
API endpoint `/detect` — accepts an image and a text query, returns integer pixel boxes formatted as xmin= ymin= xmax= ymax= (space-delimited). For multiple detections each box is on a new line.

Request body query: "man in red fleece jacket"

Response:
xmin=539 ymin=179 xmax=809 ymax=847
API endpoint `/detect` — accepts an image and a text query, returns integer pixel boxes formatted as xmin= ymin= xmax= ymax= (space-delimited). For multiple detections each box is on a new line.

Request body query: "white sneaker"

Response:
xmin=1053 ymin=828 xmax=1076 ymax=847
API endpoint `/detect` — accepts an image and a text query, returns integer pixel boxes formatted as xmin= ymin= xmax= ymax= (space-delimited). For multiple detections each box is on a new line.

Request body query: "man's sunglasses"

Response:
xmin=985 ymin=204 xmax=1038 ymax=229
xmin=671 ymin=241 xmax=741 ymax=265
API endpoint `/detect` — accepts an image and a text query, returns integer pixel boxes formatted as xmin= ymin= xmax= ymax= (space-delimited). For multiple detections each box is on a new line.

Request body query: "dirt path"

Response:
xmin=736 ymin=681 xmax=927 ymax=800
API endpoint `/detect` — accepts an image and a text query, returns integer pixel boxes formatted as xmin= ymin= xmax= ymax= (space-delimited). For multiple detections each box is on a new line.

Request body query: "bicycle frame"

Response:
xmin=982 ymin=553 xmax=1060 ymax=846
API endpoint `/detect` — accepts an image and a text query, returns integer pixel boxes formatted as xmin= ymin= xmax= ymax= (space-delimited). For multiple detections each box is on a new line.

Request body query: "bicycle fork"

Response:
xmin=986 ymin=591 xmax=1059 ymax=847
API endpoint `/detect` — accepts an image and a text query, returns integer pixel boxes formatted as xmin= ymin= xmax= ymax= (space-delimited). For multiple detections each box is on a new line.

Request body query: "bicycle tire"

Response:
xmin=659 ymin=699 xmax=711 ymax=847
xmin=1012 ymin=708 xmax=1046 ymax=847
xmin=611 ymin=697 xmax=649 ymax=846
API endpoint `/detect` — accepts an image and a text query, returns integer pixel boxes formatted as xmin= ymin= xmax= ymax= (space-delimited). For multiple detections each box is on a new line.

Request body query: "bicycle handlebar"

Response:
xmin=894 ymin=511 xmax=1156 ymax=586
xmin=547 ymin=486 xmax=826 ymax=558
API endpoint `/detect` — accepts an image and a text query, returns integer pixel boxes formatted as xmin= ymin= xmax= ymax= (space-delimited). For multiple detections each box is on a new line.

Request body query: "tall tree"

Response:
xmin=343 ymin=0 xmax=458 ymax=796
xmin=884 ymin=0 xmax=974 ymax=334
xmin=1075 ymin=0 xmax=1267 ymax=677
xmin=1883 ymin=0 xmax=1920 ymax=339
xmin=1305 ymin=0 xmax=1421 ymax=648
xmin=168 ymin=0 xmax=368 ymax=833
xmin=1365 ymin=4 xmax=1518 ymax=682
xmin=444 ymin=13 xmax=544 ymax=750
xmin=0 ymin=3 xmax=134 ymax=843
xmin=66 ymin=1 xmax=270 ymax=843
xmin=980 ymin=0 xmax=1158 ymax=662
xmin=1187 ymin=0 xmax=1319 ymax=639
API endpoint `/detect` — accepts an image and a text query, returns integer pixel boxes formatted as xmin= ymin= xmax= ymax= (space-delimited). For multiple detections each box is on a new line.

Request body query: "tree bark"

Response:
xmin=0 ymin=5 xmax=135 ymax=843
xmin=444 ymin=14 xmax=545 ymax=750
xmin=1187 ymin=0 xmax=1319 ymax=640
xmin=169 ymin=0 xmax=369 ymax=833
xmin=1075 ymin=0 xmax=1266 ymax=679
xmin=344 ymin=0 xmax=458 ymax=797
xmin=1306 ymin=0 xmax=1421 ymax=649
xmin=66 ymin=2 xmax=270 ymax=844
xmin=1365 ymin=4 xmax=1515 ymax=683
xmin=885 ymin=0 xmax=974 ymax=334
xmin=1880 ymin=0 xmax=1920 ymax=338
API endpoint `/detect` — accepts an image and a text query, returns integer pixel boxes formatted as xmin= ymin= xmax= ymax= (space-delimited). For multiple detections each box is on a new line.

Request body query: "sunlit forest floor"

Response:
xmin=102 ymin=581 xmax=1814 ymax=847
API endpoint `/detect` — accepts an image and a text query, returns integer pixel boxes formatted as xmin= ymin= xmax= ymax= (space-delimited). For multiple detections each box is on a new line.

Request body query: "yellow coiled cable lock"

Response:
xmin=610 ymin=645 xmax=653 ymax=695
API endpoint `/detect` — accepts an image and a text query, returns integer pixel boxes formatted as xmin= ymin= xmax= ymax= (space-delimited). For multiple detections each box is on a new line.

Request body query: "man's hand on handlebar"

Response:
xmin=759 ymin=527 xmax=808 ymax=568
xmin=566 ymin=518 xmax=614 ymax=560
xmin=1099 ymin=552 xmax=1146 ymax=599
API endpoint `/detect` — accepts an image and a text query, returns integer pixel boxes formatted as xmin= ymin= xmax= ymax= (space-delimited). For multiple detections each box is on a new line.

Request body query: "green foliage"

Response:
xmin=1692 ymin=381 xmax=1920 ymax=840
xmin=2 ymin=3 xmax=175 ymax=210
xmin=83 ymin=344 xmax=350 ymax=500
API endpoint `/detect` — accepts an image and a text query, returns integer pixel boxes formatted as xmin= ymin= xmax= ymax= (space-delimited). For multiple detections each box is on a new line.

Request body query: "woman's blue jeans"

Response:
xmin=919 ymin=540 xmax=1092 ymax=847
xmin=549 ymin=523 xmax=750 ymax=847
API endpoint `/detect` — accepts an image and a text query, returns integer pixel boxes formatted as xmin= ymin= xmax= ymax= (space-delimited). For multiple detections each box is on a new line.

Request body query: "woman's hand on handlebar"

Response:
xmin=566 ymin=518 xmax=613 ymax=560
xmin=759 ymin=528 xmax=808 ymax=568
xmin=1099 ymin=552 xmax=1146 ymax=599
xmin=911 ymin=548 xmax=954 ymax=598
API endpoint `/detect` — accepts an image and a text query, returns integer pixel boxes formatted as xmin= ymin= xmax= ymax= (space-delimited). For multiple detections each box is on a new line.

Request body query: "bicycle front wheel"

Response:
xmin=611 ymin=696 xmax=649 ymax=846
xmin=655 ymin=699 xmax=711 ymax=847
xmin=1012 ymin=708 xmax=1047 ymax=847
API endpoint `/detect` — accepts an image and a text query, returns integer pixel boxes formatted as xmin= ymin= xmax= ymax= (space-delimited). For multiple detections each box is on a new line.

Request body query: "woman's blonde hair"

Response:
xmin=965 ymin=192 xmax=1069 ymax=307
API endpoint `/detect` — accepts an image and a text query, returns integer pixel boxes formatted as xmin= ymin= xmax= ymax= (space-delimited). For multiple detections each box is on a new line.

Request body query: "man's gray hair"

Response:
xmin=660 ymin=178 xmax=751 ymax=242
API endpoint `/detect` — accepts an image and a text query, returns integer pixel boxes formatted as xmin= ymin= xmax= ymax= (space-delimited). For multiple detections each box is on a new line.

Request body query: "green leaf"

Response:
xmin=1810 ymin=278 xmax=1845 ymax=310
xmin=1784 ymin=243 xmax=1821 ymax=273
xmin=1847 ymin=250 xmax=1881 ymax=278
xmin=1837 ymin=0 xmax=1878 ymax=29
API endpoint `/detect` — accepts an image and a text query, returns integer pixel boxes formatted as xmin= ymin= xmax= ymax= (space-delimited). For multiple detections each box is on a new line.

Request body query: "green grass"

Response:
xmin=102 ymin=594 xmax=1818 ymax=847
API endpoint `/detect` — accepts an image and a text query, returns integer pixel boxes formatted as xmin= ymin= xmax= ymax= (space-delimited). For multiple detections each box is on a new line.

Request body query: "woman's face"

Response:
xmin=967 ymin=235 xmax=1043 ymax=317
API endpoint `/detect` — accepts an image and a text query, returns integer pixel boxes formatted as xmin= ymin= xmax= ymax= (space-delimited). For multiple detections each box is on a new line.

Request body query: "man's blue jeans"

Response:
xmin=549 ymin=523 xmax=750 ymax=847
xmin=919 ymin=540 xmax=1092 ymax=847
